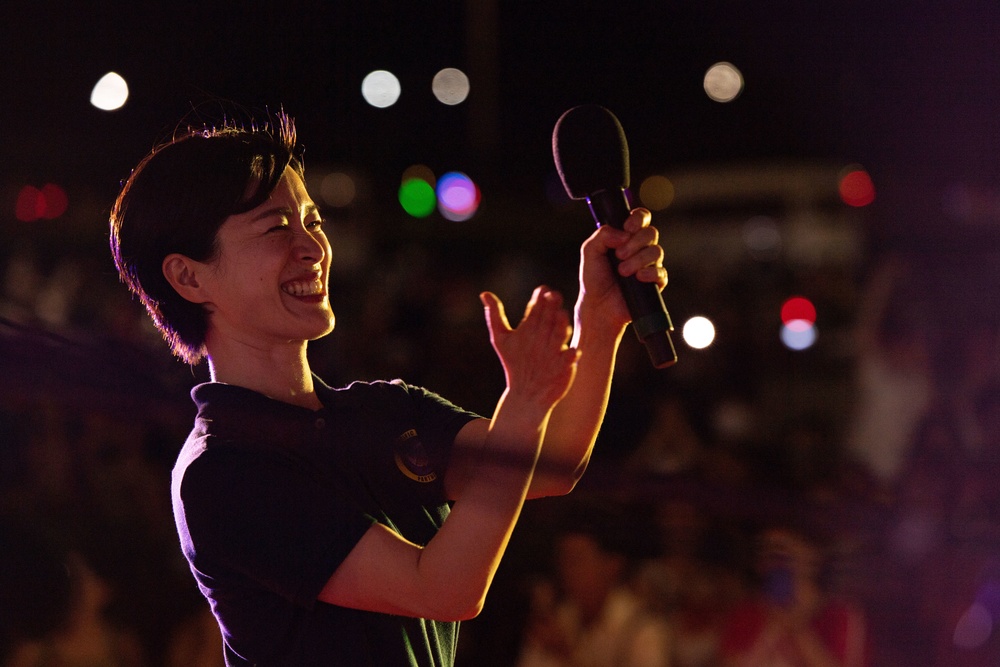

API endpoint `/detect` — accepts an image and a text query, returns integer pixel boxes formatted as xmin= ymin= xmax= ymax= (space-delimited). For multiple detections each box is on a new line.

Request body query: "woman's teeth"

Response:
xmin=281 ymin=279 xmax=324 ymax=297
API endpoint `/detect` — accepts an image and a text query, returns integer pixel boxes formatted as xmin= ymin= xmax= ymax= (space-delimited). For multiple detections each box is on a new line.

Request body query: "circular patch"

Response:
xmin=393 ymin=429 xmax=437 ymax=483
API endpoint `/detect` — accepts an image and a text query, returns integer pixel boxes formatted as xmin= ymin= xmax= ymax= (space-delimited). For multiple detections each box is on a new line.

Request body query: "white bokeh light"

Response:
xmin=780 ymin=322 xmax=817 ymax=350
xmin=703 ymin=62 xmax=743 ymax=103
xmin=90 ymin=72 xmax=129 ymax=111
xmin=431 ymin=68 xmax=470 ymax=105
xmin=361 ymin=70 xmax=401 ymax=108
xmin=682 ymin=316 xmax=716 ymax=349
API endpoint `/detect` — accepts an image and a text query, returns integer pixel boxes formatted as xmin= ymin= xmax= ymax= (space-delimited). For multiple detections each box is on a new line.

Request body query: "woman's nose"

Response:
xmin=293 ymin=228 xmax=327 ymax=263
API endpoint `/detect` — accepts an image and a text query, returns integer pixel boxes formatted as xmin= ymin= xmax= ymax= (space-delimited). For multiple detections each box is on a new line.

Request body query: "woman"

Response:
xmin=109 ymin=111 xmax=669 ymax=666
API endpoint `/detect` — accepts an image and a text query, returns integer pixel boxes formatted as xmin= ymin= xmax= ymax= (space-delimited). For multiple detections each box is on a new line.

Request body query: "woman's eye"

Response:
xmin=307 ymin=218 xmax=327 ymax=230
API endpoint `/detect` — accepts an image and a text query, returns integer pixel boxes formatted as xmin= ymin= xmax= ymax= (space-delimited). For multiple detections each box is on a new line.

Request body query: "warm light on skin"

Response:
xmin=193 ymin=168 xmax=335 ymax=351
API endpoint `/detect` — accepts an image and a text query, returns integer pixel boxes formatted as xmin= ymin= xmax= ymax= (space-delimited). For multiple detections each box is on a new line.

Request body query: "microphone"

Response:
xmin=552 ymin=104 xmax=677 ymax=368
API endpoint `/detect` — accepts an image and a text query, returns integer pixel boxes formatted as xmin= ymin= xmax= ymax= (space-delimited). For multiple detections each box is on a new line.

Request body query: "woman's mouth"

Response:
xmin=281 ymin=277 xmax=325 ymax=297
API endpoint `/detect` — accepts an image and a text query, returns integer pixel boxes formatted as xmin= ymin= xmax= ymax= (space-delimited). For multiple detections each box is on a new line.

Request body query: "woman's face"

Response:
xmin=197 ymin=166 xmax=335 ymax=350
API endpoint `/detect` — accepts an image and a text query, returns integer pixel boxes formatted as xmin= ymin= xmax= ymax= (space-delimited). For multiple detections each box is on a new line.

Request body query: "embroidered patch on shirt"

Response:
xmin=393 ymin=429 xmax=437 ymax=483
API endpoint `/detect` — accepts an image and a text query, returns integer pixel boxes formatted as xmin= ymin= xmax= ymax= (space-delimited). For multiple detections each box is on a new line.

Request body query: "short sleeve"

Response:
xmin=177 ymin=441 xmax=376 ymax=609
xmin=392 ymin=380 xmax=481 ymax=472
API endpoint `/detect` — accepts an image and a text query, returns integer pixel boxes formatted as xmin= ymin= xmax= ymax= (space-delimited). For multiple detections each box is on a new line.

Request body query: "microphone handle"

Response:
xmin=587 ymin=188 xmax=677 ymax=368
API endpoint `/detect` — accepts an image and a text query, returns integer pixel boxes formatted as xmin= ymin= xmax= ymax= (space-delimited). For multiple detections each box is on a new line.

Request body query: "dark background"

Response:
xmin=3 ymin=2 xmax=1000 ymax=665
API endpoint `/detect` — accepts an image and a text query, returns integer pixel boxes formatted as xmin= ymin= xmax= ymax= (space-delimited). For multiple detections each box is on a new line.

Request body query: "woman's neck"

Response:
xmin=205 ymin=338 xmax=322 ymax=410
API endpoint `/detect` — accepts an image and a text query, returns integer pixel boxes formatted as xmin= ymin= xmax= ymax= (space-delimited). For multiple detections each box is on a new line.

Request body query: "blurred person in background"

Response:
xmin=719 ymin=522 xmax=869 ymax=667
xmin=845 ymin=254 xmax=934 ymax=490
xmin=0 ymin=518 xmax=143 ymax=667
xmin=632 ymin=501 xmax=749 ymax=667
xmin=516 ymin=505 xmax=673 ymax=667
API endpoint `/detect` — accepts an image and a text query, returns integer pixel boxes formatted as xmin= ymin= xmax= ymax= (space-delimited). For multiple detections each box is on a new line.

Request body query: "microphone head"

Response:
xmin=552 ymin=105 xmax=630 ymax=200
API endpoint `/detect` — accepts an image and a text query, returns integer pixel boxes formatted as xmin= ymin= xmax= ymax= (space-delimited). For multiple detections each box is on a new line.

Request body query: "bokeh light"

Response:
xmin=431 ymin=68 xmax=470 ymax=105
xmin=779 ymin=296 xmax=817 ymax=350
xmin=839 ymin=166 xmax=876 ymax=207
xmin=682 ymin=316 xmax=716 ymax=349
xmin=399 ymin=179 xmax=436 ymax=218
xmin=639 ymin=175 xmax=675 ymax=211
xmin=361 ymin=70 xmax=401 ymax=108
xmin=90 ymin=72 xmax=129 ymax=111
xmin=319 ymin=172 xmax=357 ymax=208
xmin=742 ymin=215 xmax=782 ymax=261
xmin=14 ymin=184 xmax=68 ymax=221
xmin=780 ymin=296 xmax=817 ymax=327
xmin=780 ymin=323 xmax=817 ymax=350
xmin=402 ymin=164 xmax=436 ymax=187
xmin=437 ymin=172 xmax=480 ymax=221
xmin=703 ymin=62 xmax=743 ymax=102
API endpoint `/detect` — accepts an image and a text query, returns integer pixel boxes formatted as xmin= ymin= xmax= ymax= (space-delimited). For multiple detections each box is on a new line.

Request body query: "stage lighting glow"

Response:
xmin=361 ymin=70 xmax=401 ymax=108
xmin=639 ymin=175 xmax=675 ymax=211
xmin=682 ymin=316 xmax=716 ymax=349
xmin=15 ymin=184 xmax=68 ymax=221
xmin=781 ymin=296 xmax=817 ymax=327
xmin=399 ymin=178 xmax=436 ymax=218
xmin=437 ymin=171 xmax=480 ymax=221
xmin=704 ymin=62 xmax=743 ymax=103
xmin=953 ymin=602 xmax=992 ymax=650
xmin=742 ymin=215 xmax=782 ymax=261
xmin=320 ymin=172 xmax=356 ymax=208
xmin=839 ymin=166 xmax=876 ymax=207
xmin=90 ymin=72 xmax=129 ymax=110
xmin=781 ymin=322 xmax=817 ymax=350
xmin=432 ymin=68 xmax=470 ymax=105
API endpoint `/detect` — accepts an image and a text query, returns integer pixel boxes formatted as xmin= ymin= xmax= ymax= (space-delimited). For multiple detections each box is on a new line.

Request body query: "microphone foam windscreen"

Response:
xmin=552 ymin=105 xmax=630 ymax=200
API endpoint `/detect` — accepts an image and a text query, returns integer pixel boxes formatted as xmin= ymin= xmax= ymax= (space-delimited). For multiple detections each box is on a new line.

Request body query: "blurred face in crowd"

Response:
xmin=555 ymin=533 xmax=624 ymax=621
xmin=757 ymin=527 xmax=822 ymax=606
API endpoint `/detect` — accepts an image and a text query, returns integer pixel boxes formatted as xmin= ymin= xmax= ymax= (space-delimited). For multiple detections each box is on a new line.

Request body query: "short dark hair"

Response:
xmin=110 ymin=111 xmax=303 ymax=364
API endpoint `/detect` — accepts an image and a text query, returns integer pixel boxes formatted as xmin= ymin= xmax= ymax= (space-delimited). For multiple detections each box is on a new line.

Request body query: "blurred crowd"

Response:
xmin=3 ymin=206 xmax=1000 ymax=666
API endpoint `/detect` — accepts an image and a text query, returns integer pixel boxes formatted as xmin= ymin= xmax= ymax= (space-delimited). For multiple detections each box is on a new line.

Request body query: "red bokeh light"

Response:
xmin=781 ymin=296 xmax=816 ymax=327
xmin=14 ymin=184 xmax=68 ymax=221
xmin=40 ymin=184 xmax=68 ymax=219
xmin=839 ymin=169 xmax=876 ymax=207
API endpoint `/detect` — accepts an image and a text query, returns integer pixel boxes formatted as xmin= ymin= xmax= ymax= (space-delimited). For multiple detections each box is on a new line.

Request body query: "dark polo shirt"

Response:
xmin=171 ymin=376 xmax=479 ymax=666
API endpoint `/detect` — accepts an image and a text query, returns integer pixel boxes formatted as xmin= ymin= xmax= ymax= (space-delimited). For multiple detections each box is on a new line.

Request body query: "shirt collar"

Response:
xmin=190 ymin=376 xmax=335 ymax=446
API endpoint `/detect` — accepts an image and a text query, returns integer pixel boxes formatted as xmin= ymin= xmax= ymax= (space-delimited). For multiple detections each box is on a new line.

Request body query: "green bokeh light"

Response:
xmin=398 ymin=178 xmax=436 ymax=218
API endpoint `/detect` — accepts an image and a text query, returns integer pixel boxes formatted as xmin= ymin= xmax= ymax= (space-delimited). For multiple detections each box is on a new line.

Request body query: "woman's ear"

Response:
xmin=162 ymin=253 xmax=208 ymax=304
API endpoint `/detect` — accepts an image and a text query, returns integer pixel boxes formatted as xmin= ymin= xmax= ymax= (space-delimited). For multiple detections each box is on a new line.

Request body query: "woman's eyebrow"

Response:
xmin=250 ymin=206 xmax=293 ymax=222
xmin=250 ymin=202 xmax=319 ymax=222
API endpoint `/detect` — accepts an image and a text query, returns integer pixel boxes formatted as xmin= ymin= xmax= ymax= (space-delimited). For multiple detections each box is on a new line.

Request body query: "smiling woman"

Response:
xmin=107 ymin=108 xmax=671 ymax=667
xmin=110 ymin=113 xmax=302 ymax=365
xmin=159 ymin=166 xmax=336 ymax=391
